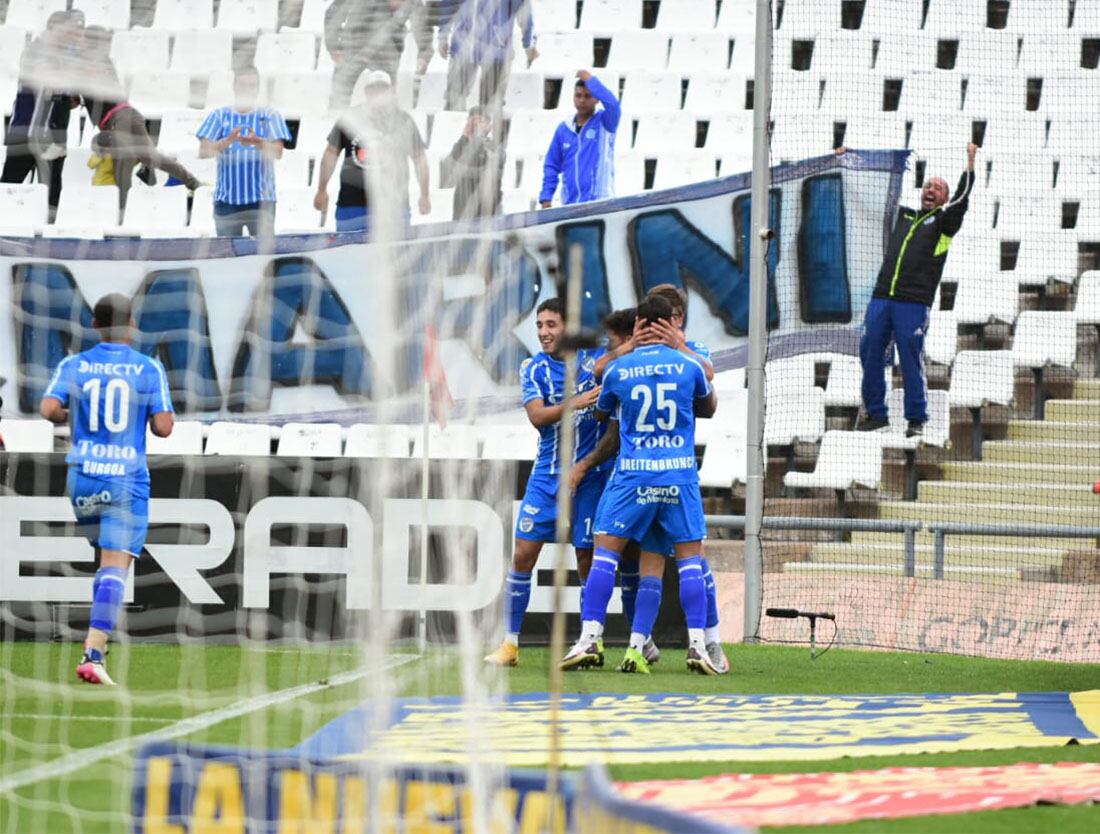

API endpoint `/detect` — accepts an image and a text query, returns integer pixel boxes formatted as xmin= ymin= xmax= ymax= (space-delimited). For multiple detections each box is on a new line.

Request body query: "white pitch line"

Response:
xmin=0 ymin=654 xmax=414 ymax=795
xmin=0 ymin=714 xmax=176 ymax=724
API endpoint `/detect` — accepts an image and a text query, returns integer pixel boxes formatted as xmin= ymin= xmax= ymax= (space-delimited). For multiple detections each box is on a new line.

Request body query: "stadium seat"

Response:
xmin=531 ymin=0 xmax=576 ymax=29
xmin=924 ymin=309 xmax=958 ymax=366
xmin=716 ymin=0 xmax=756 ymax=35
xmin=274 ymin=150 xmax=310 ymax=188
xmin=507 ymin=110 xmax=563 ymax=156
xmin=129 ymin=71 xmax=192 ymax=118
xmin=44 ymin=184 xmax=120 ymax=238
xmin=620 ymin=71 xmax=683 ymax=113
xmin=170 ymin=28 xmax=233 ymax=76
xmin=841 ymin=114 xmax=907 ymax=150
xmin=504 ymin=71 xmax=544 ymax=111
xmin=480 ymin=424 xmax=538 ymax=461
xmin=813 ymin=33 xmax=876 ymax=75
xmin=1075 ymin=270 xmax=1100 ymax=324
xmin=952 ymin=31 xmax=1020 ymax=74
xmin=530 ymin=32 xmax=593 ymax=73
xmin=1018 ymin=36 xmax=1082 ymax=75
xmin=1072 ymin=0 xmax=1100 ymax=29
xmin=57 ymin=147 xmax=92 ymax=190
xmin=652 ymin=151 xmax=716 ymax=190
xmin=947 ymin=350 xmax=1015 ymax=408
xmin=728 ymin=35 xmax=756 ymax=73
xmin=151 ymin=0 xmax=214 ymax=31
xmin=778 ymin=0 xmax=841 ymax=34
xmin=764 ymin=385 xmax=826 ymax=446
xmin=284 ymin=0 xmax=327 ymax=35
xmin=110 ymin=28 xmax=170 ymax=82
xmin=1011 ymin=235 xmax=1079 ymax=286
xmin=614 ymin=150 xmax=646 ymax=195
xmin=704 ymin=110 xmax=752 ymax=151
xmin=783 ymin=430 xmax=884 ymax=490
xmin=884 ymin=388 xmax=951 ymax=449
xmin=874 ymin=34 xmax=936 ymax=75
xmin=170 ymin=149 xmax=217 ymax=186
xmin=411 ymin=71 xmax=449 ymax=111
xmin=712 ymin=368 xmax=746 ymax=392
xmin=923 ymin=0 xmax=988 ymax=34
xmin=276 ymin=422 xmax=343 ymax=456
xmin=428 ymin=110 xmax=468 ymax=155
xmin=951 ymin=274 xmax=1019 ymax=325
xmin=607 ymin=31 xmax=670 ymax=71
xmin=411 ymin=424 xmax=479 ymax=459
xmin=961 ymin=75 xmax=1029 ymax=114
xmin=269 ymin=71 xmax=332 ymax=119
xmin=157 ymin=108 xmax=209 ymax=153
xmin=254 ymin=32 xmax=317 ymax=74
xmin=1012 ymin=311 xmax=1077 ymax=370
xmin=0 ymin=183 xmax=47 ymax=235
xmin=579 ymin=0 xmax=643 ymax=32
xmin=344 ymin=424 xmax=410 ymax=458
xmin=294 ymin=116 xmax=336 ymax=156
xmin=819 ymin=354 xmax=883 ymax=408
xmin=1038 ymin=77 xmax=1091 ymax=115
xmin=71 ymin=0 xmax=129 ymax=28
xmin=411 ymin=188 xmax=455 ymax=224
xmin=977 ymin=114 xmax=1046 ymax=156
xmin=633 ymin=112 xmax=697 ymax=154
xmin=205 ymin=422 xmax=273 ymax=455
xmin=655 ymin=0 xmax=717 ymax=32
xmin=188 ymin=185 xmax=216 ymax=235
xmin=216 ymin=0 xmax=278 ymax=34
xmin=859 ymin=0 xmax=925 ymax=34
xmin=0 ymin=418 xmax=54 ymax=452
xmin=146 ymin=421 xmax=204 ymax=455
xmin=273 ymin=186 xmax=322 ymax=233
xmin=0 ymin=25 xmax=27 ymax=79
xmin=119 ymin=185 xmax=190 ymax=237
xmin=3 ymin=0 xmax=64 ymax=31
xmin=501 ymin=188 xmax=533 ymax=214
xmin=698 ymin=428 xmax=748 ymax=488
xmin=669 ymin=32 xmax=732 ymax=73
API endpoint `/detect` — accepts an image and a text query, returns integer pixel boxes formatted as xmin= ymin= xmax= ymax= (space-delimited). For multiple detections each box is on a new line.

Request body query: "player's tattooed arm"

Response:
xmin=39 ymin=397 xmax=68 ymax=424
xmin=524 ymin=387 xmax=602 ymax=428
xmin=570 ymin=419 xmax=620 ymax=491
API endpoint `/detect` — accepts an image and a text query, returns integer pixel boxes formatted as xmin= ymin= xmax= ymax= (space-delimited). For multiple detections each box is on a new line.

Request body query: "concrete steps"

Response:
xmin=784 ymin=561 xmax=1039 ymax=582
xmin=851 ymin=530 xmax=1088 ymax=549
xmin=1074 ymin=379 xmax=1100 ymax=399
xmin=916 ymin=481 xmax=1098 ymax=506
xmin=876 ymin=500 xmax=1099 ymax=527
xmin=810 ymin=542 xmax=1066 ymax=568
xmin=1046 ymin=399 xmax=1100 ymax=422
xmin=939 ymin=462 xmax=1098 ymax=485
xmin=1007 ymin=420 xmax=1100 ymax=442
xmin=982 ymin=440 xmax=1100 ymax=465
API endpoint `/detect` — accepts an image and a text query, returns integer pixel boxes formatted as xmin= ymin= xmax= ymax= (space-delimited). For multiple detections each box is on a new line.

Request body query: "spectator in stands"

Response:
xmin=856 ymin=143 xmax=978 ymax=437
xmin=325 ymin=0 xmax=432 ymax=110
xmin=78 ymin=27 xmax=201 ymax=210
xmin=438 ymin=0 xmax=537 ymax=112
xmin=313 ymin=71 xmax=431 ymax=234
xmin=87 ymin=132 xmax=115 ymax=185
xmin=540 ymin=70 xmax=620 ymax=208
xmin=1 ymin=10 xmax=84 ymax=214
xmin=447 ymin=105 xmax=502 ymax=220
xmin=196 ymin=66 xmax=291 ymax=242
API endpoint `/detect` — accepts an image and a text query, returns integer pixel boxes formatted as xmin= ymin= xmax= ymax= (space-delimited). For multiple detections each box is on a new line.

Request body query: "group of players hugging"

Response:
xmin=484 ymin=284 xmax=730 ymax=676
xmin=41 ymin=284 xmax=727 ymax=686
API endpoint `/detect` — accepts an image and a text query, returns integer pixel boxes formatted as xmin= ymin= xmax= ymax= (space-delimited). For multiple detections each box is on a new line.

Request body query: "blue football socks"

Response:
xmin=89 ymin=566 xmax=127 ymax=635
xmin=677 ymin=556 xmax=707 ymax=629
xmin=580 ymin=546 xmax=620 ymax=626
xmin=631 ymin=576 xmax=663 ymax=640
xmin=701 ymin=558 xmax=720 ymax=630
xmin=619 ymin=558 xmax=640 ymax=624
xmin=505 ymin=570 xmax=532 ymax=639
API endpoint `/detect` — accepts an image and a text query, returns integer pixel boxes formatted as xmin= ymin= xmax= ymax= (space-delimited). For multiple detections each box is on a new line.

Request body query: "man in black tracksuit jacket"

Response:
xmin=859 ymin=143 xmax=977 ymax=436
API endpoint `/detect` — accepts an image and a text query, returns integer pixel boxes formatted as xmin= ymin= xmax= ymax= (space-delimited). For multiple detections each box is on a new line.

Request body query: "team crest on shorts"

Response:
xmin=519 ymin=517 xmax=535 ymax=533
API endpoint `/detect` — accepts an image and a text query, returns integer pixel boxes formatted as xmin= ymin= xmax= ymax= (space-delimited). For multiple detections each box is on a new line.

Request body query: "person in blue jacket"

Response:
xmin=539 ymin=70 xmax=620 ymax=207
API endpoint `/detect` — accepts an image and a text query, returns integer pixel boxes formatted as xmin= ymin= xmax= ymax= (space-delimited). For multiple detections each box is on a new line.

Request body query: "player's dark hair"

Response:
xmin=575 ymin=79 xmax=589 ymax=91
xmin=603 ymin=308 xmax=635 ymax=338
xmin=93 ymin=293 xmax=132 ymax=339
xmin=537 ymin=298 xmax=565 ymax=319
xmin=647 ymin=283 xmax=688 ymax=316
xmin=635 ymin=295 xmax=673 ymax=326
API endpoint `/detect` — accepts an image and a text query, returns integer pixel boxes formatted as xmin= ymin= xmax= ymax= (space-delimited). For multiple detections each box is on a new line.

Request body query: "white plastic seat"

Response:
xmin=270 ymin=71 xmax=332 ymax=119
xmin=428 ymin=110 xmax=468 ymax=155
xmin=3 ymin=0 xmax=64 ymax=31
xmin=652 ymin=151 xmax=715 ymax=190
xmin=614 ymin=150 xmax=646 ymax=195
xmin=146 ymin=421 xmax=204 ymax=455
xmin=778 ymin=0 xmax=840 ymax=34
xmin=254 ymin=31 xmax=317 ymax=74
xmin=0 ymin=418 xmax=54 ymax=452
xmin=1012 ymin=311 xmax=1077 ymax=369
xmin=705 ymin=111 xmax=753 ymax=152
xmin=504 ymin=71 xmax=544 ymax=112
xmin=411 ymin=70 xmax=448 ymax=111
xmin=273 ymin=186 xmax=322 ymax=234
xmin=284 ymin=0 xmax=328 ymax=34
xmin=1072 ymin=0 xmax=1100 ymax=29
xmin=110 ymin=29 xmax=170 ymax=82
xmin=0 ymin=182 xmax=46 ymax=235
xmin=952 ymin=31 xmax=1020 ymax=74
xmin=766 ymin=354 xmax=815 ymax=389
xmin=728 ymin=35 xmax=756 ymax=72
xmin=60 ymin=148 xmax=94 ymax=189
xmin=507 ymin=110 xmax=566 ymax=156
xmin=655 ymin=0 xmax=717 ymax=32
xmin=188 ymin=185 xmax=216 ymax=235
xmin=129 ymin=71 xmax=192 ymax=117
xmin=217 ymin=0 xmax=278 ymax=34
xmin=480 ymin=424 xmax=538 ymax=461
xmin=151 ymin=0 xmax=214 ymax=31
xmin=411 ymin=424 xmax=479 ymax=459
xmin=293 ymin=117 xmax=335 ymax=157
xmin=344 ymin=424 xmax=410 ymax=458
xmin=924 ymin=309 xmax=958 ymax=366
xmin=44 ymin=184 xmax=120 ymax=238
xmin=0 ymin=26 xmax=28 ymax=81
xmin=620 ymin=71 xmax=683 ymax=114
xmin=170 ymin=150 xmax=218 ymax=187
xmin=686 ymin=73 xmax=749 ymax=114
xmin=947 ymin=351 xmax=1015 ymax=407
xmin=274 ymin=150 xmax=310 ymax=188
xmin=819 ymin=354 xmax=881 ymax=408
xmin=410 ymin=188 xmax=454 ymax=225
xmin=764 ymin=385 xmax=825 ymax=445
xmin=606 ymin=31 xmax=670 ymax=71
xmin=841 ymin=114 xmax=907 ymax=150
xmin=205 ymin=422 xmax=273 ymax=456
xmin=276 ymin=422 xmax=343 ymax=456
xmin=813 ymin=33 xmax=876 ymax=75
xmin=71 ymin=0 xmax=130 ymax=28
xmin=632 ymin=112 xmax=697 ymax=154
xmin=951 ymin=273 xmax=1018 ymax=325
xmin=923 ymin=0 xmax=988 ymax=34
xmin=578 ymin=0 xmax=642 ymax=31
xmin=170 ymin=28 xmax=233 ymax=75
xmin=961 ymin=75 xmax=1029 ymax=114
xmin=529 ymin=32 xmax=593 ymax=73
xmin=698 ymin=428 xmax=747 ymax=488
xmin=1018 ymin=36 xmax=1082 ymax=76
xmin=1006 ymin=0 xmax=1072 ymax=32
xmin=670 ymin=32 xmax=732 ymax=74
xmin=120 ymin=185 xmax=189 ymax=237
xmin=873 ymin=34 xmax=936 ymax=75
xmin=1012 ymin=234 xmax=1079 ymax=286
xmin=716 ymin=0 xmax=756 ymax=35
xmin=1075 ymin=271 xmax=1100 ymax=325
xmin=882 ymin=389 xmax=950 ymax=449
xmin=859 ymin=0 xmax=925 ymax=34
xmin=157 ymin=108 xmax=209 ymax=153
xmin=712 ymin=368 xmax=746 ymax=392
xmin=783 ymin=431 xmax=884 ymax=490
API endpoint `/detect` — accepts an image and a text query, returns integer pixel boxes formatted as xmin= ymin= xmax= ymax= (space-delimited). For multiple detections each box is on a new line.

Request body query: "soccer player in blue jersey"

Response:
xmin=562 ymin=295 xmax=721 ymax=675
xmin=484 ymin=298 xmax=609 ymax=667
xmin=40 ymin=294 xmax=174 ymax=685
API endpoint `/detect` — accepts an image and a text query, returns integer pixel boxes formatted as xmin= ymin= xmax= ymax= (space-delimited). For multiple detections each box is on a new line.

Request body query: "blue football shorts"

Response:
xmin=593 ymin=478 xmax=707 ymax=546
xmin=67 ymin=468 xmax=150 ymax=557
xmin=515 ymin=469 xmax=609 ymax=549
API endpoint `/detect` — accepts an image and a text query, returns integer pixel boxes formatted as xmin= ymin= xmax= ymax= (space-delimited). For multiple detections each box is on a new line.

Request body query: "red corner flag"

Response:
xmin=423 ymin=324 xmax=453 ymax=428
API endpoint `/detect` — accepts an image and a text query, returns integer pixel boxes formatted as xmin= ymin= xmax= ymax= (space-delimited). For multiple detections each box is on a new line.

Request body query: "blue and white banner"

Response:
xmin=0 ymin=150 xmax=906 ymax=419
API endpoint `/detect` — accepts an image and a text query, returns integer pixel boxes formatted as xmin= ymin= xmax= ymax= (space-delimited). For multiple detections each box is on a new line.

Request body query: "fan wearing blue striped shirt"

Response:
xmin=196 ymin=66 xmax=291 ymax=240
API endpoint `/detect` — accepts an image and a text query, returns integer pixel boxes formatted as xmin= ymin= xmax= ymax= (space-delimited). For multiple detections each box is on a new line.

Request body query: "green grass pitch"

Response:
xmin=1 ymin=641 xmax=1098 ymax=833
